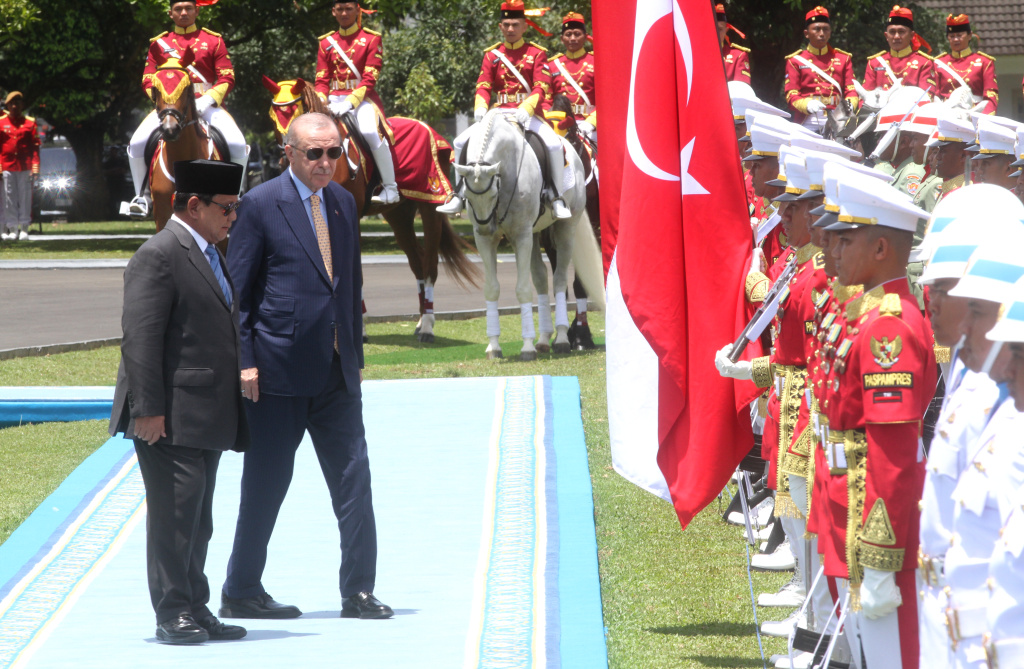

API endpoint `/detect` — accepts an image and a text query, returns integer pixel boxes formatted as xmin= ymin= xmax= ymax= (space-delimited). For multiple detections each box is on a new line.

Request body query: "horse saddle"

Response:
xmin=143 ymin=124 xmax=231 ymax=178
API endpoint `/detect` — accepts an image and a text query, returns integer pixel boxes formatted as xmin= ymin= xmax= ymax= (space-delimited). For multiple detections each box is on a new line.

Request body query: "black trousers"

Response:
xmin=134 ymin=440 xmax=221 ymax=624
xmin=223 ymin=355 xmax=377 ymax=600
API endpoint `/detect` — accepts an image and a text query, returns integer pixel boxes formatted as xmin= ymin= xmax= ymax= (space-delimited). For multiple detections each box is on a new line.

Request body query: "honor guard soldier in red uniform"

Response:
xmin=819 ymin=173 xmax=936 ymax=669
xmin=440 ymin=1 xmax=571 ymax=220
xmin=549 ymin=13 xmax=595 ymax=142
xmin=934 ymin=14 xmax=998 ymax=114
xmin=316 ymin=0 xmax=399 ymax=205
xmin=863 ymin=6 xmax=936 ymax=95
xmin=0 ymin=92 xmax=40 ymax=241
xmin=784 ymin=7 xmax=859 ymax=131
xmin=716 ymin=4 xmax=750 ymax=84
xmin=128 ymin=0 xmax=246 ymax=218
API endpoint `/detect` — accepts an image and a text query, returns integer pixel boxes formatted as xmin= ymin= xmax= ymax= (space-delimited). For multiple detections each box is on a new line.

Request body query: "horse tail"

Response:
xmin=434 ymin=212 xmax=481 ymax=289
xmin=571 ymin=210 xmax=605 ymax=311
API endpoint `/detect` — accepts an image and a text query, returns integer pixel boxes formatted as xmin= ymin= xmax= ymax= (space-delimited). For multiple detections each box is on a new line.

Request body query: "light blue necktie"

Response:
xmin=204 ymin=244 xmax=232 ymax=307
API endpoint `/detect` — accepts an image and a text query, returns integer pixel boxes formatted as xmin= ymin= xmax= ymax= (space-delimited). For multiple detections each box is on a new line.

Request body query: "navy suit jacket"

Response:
xmin=227 ymin=172 xmax=363 ymax=397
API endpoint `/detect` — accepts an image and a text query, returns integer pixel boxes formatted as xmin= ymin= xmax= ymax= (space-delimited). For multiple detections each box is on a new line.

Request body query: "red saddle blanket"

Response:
xmin=387 ymin=116 xmax=454 ymax=204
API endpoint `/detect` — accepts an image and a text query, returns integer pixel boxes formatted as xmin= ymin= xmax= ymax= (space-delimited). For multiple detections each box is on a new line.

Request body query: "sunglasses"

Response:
xmin=291 ymin=145 xmax=343 ymax=161
xmin=208 ymin=198 xmax=242 ymax=216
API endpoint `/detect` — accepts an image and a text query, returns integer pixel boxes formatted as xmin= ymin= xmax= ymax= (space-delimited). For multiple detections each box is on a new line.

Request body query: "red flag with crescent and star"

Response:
xmin=595 ymin=0 xmax=755 ymax=529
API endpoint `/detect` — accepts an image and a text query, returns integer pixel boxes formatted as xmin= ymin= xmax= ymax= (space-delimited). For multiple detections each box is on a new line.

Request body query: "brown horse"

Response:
xmin=264 ymin=76 xmax=479 ymax=342
xmin=541 ymin=94 xmax=601 ymax=349
xmin=149 ymin=48 xmax=221 ymax=231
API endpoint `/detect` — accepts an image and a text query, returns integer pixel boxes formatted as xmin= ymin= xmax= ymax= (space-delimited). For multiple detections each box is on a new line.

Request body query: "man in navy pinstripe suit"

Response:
xmin=220 ymin=112 xmax=392 ymax=620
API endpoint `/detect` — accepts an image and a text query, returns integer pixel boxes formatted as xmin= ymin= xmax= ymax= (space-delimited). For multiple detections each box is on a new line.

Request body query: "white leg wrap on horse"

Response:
xmin=424 ymin=283 xmax=434 ymax=313
xmin=520 ymin=303 xmax=536 ymax=341
xmin=128 ymin=110 xmax=161 ymax=196
xmin=205 ymin=106 xmax=248 ymax=171
xmin=554 ymin=291 xmax=569 ymax=328
xmin=576 ymin=296 xmax=588 ymax=314
xmin=486 ymin=300 xmax=501 ymax=338
xmin=538 ymin=294 xmax=552 ymax=335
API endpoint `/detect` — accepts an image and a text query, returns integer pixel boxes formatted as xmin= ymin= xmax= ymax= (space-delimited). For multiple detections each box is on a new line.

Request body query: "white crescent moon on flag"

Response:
xmin=626 ymin=0 xmax=678 ymax=182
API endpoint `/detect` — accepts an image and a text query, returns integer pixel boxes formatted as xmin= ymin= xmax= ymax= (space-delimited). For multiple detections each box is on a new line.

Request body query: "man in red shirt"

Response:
xmin=315 ymin=0 xmax=398 ymax=205
xmin=783 ymin=6 xmax=859 ymax=131
xmin=863 ymin=6 xmax=936 ymax=95
xmin=716 ymin=4 xmax=750 ymax=84
xmin=127 ymin=0 xmax=245 ymax=218
xmin=0 ymin=91 xmax=40 ymax=241
xmin=933 ymin=13 xmax=998 ymax=114
xmin=549 ymin=13 xmax=595 ymax=142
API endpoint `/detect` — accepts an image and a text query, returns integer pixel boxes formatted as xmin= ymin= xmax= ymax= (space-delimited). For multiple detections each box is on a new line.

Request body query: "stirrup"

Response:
xmin=128 ymin=195 xmax=150 ymax=218
xmin=371 ymin=184 xmax=400 ymax=206
xmin=552 ymin=198 xmax=571 ymax=220
xmin=436 ymin=194 xmax=463 ymax=215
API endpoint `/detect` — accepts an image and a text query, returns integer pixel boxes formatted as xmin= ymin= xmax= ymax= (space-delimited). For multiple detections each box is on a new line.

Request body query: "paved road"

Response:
xmin=0 ymin=258 xmax=555 ymax=351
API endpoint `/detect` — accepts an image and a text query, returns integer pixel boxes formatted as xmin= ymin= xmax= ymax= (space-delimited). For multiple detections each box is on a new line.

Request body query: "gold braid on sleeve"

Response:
xmin=746 ymin=271 xmax=769 ymax=303
xmin=751 ymin=356 xmax=774 ymax=389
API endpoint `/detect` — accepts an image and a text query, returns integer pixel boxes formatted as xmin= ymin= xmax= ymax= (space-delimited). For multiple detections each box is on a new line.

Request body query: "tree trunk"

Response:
xmin=64 ymin=125 xmax=110 ymax=222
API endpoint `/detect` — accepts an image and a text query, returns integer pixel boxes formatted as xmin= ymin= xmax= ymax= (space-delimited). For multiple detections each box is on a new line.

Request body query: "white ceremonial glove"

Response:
xmin=715 ymin=344 xmax=753 ymax=381
xmin=329 ymin=99 xmax=353 ymax=118
xmin=749 ymin=247 xmax=766 ymax=275
xmin=474 ymin=107 xmax=486 ymax=123
xmin=514 ymin=107 xmax=530 ymax=127
xmin=194 ymin=94 xmax=215 ymax=116
xmin=577 ymin=120 xmax=595 ymax=138
xmin=805 ymin=99 xmax=826 ymax=114
xmin=860 ymin=568 xmax=902 ymax=620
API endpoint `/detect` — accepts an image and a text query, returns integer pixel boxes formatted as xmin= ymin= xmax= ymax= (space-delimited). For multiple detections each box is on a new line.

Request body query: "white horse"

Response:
xmin=454 ymin=109 xmax=604 ymax=361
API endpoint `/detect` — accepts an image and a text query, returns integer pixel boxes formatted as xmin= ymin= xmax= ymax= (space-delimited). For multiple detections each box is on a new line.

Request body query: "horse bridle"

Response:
xmin=463 ymin=131 xmax=527 ymax=229
xmin=157 ymin=106 xmax=198 ymax=130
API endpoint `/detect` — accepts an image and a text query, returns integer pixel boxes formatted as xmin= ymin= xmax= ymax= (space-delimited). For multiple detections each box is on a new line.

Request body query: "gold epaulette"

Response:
xmin=833 ymin=47 xmax=852 ymax=57
xmin=978 ymin=51 xmax=996 ymax=61
xmin=150 ymin=31 xmax=169 ymax=42
xmin=24 ymin=115 xmax=35 ymax=122
xmin=362 ymin=27 xmax=381 ymax=37
xmin=813 ymin=252 xmax=825 ymax=269
xmin=917 ymin=51 xmax=935 ymax=61
xmin=879 ymin=293 xmax=902 ymax=317
xmin=868 ymin=50 xmax=886 ymax=60
xmin=484 ymin=42 xmax=502 ymax=53
xmin=319 ymin=30 xmax=337 ymax=41
xmin=934 ymin=51 xmax=949 ymax=59
xmin=733 ymin=44 xmax=750 ymax=53
xmin=530 ymin=41 xmax=548 ymax=52
xmin=785 ymin=49 xmax=803 ymax=59
xmin=202 ymin=28 xmax=222 ymax=38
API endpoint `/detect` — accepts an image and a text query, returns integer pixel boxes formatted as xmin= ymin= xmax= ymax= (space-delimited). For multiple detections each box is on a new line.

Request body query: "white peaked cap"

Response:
xmin=812 ymin=161 xmax=896 ymax=227
xmin=827 ymin=171 xmax=929 ymax=232
xmin=789 ymin=134 xmax=862 ymax=160
xmin=743 ymin=124 xmax=792 ymax=160
xmin=925 ymin=113 xmax=975 ymax=147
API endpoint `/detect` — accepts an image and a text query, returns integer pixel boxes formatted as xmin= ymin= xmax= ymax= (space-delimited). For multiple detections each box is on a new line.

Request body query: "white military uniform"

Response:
xmin=987 ymin=478 xmax=1024 ymax=669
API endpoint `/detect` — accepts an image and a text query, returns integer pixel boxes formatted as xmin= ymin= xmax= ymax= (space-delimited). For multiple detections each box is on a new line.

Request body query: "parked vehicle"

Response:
xmin=32 ymin=145 xmax=77 ymax=221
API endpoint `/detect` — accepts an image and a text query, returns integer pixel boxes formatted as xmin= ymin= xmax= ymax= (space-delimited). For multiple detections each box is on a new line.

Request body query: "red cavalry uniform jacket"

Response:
xmin=475 ymin=39 xmax=551 ymax=118
xmin=315 ymin=23 xmax=385 ymax=112
xmin=819 ymin=279 xmax=936 ymax=587
xmin=143 ymin=25 xmax=235 ymax=105
xmin=0 ymin=113 xmax=41 ymax=173
xmin=722 ymin=39 xmax=750 ymax=83
xmin=934 ymin=48 xmax=998 ymax=114
xmin=863 ymin=47 xmax=936 ymax=94
xmin=549 ymin=48 xmax=595 ymax=122
xmin=784 ymin=45 xmax=858 ymax=123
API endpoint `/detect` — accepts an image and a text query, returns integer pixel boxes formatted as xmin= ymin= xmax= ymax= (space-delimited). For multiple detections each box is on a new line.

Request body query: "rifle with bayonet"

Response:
xmin=728 ymin=255 xmax=799 ymax=363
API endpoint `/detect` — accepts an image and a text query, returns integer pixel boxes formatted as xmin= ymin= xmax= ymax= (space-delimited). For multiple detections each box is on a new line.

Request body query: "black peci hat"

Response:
xmin=174 ymin=160 xmax=244 ymax=196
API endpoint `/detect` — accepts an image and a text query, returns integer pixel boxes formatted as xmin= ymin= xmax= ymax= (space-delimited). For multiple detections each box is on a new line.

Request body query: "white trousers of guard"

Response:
xmin=451 ymin=112 xmax=567 ymax=197
xmin=838 ymin=571 xmax=918 ymax=669
xmin=3 ymin=171 xmax=32 ymax=231
xmin=127 ymin=104 xmax=248 ymax=196
xmin=331 ymin=97 xmax=397 ymax=189
xmin=918 ymin=571 xmax=953 ymax=668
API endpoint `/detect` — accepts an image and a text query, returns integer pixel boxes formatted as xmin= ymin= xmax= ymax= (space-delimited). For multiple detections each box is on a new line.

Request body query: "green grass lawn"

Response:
xmin=0 ymin=313 xmax=791 ymax=667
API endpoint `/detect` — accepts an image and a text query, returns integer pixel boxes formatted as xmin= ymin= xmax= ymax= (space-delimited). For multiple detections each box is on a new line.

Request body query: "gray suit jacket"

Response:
xmin=109 ymin=218 xmax=249 ymax=452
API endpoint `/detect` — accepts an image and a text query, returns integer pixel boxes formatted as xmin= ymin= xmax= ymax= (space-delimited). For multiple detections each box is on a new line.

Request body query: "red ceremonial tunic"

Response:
xmin=863 ymin=47 xmax=936 ymax=94
xmin=819 ymin=279 xmax=936 ymax=587
xmin=315 ymin=23 xmax=385 ymax=112
xmin=0 ymin=113 xmax=40 ymax=173
xmin=934 ymin=49 xmax=998 ymax=114
xmin=784 ymin=45 xmax=858 ymax=123
xmin=722 ymin=39 xmax=750 ymax=84
xmin=142 ymin=25 xmax=234 ymax=104
xmin=549 ymin=49 xmax=595 ymax=121
xmin=475 ymin=39 xmax=551 ymax=117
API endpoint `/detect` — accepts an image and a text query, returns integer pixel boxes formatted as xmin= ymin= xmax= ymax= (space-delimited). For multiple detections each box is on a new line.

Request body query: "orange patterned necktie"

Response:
xmin=309 ymin=193 xmax=333 ymax=281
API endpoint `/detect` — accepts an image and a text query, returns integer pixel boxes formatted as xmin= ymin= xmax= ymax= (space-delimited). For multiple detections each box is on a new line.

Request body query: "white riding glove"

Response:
xmin=749 ymin=247 xmax=766 ymax=275
xmin=194 ymin=94 xmax=215 ymax=116
xmin=514 ymin=107 xmax=530 ymax=128
xmin=578 ymin=120 xmax=595 ymax=138
xmin=715 ymin=344 xmax=753 ymax=381
xmin=474 ymin=107 xmax=486 ymax=123
xmin=329 ymin=99 xmax=353 ymax=118
xmin=860 ymin=568 xmax=902 ymax=620
xmin=805 ymin=99 xmax=826 ymax=114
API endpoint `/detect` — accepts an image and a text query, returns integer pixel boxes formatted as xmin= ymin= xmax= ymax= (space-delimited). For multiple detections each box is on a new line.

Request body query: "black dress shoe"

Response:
xmin=219 ymin=592 xmax=302 ymax=619
xmin=197 ymin=614 xmax=247 ymax=640
xmin=341 ymin=592 xmax=394 ymax=619
xmin=156 ymin=614 xmax=209 ymax=644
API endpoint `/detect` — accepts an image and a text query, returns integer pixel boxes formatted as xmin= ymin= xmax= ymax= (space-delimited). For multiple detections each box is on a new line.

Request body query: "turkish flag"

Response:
xmin=596 ymin=0 xmax=755 ymax=529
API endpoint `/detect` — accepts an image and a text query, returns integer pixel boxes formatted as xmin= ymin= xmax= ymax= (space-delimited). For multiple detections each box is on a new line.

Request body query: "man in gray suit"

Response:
xmin=110 ymin=159 xmax=250 ymax=645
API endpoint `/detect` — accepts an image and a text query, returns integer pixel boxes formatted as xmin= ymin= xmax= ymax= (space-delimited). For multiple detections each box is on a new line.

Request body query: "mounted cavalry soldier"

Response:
xmin=863 ymin=5 xmax=936 ymax=95
xmin=549 ymin=12 xmax=595 ymax=143
xmin=934 ymin=13 xmax=998 ymax=115
xmin=438 ymin=1 xmax=571 ymax=220
xmin=783 ymin=6 xmax=859 ymax=131
xmin=716 ymin=4 xmax=750 ymax=84
xmin=127 ymin=0 xmax=246 ymax=218
xmin=315 ymin=0 xmax=399 ymax=206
